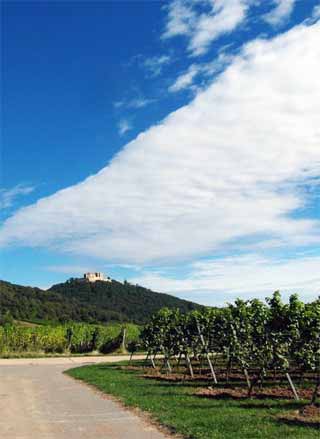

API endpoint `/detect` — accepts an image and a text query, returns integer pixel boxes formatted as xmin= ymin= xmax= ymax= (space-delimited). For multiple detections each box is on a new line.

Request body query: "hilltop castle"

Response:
xmin=83 ymin=272 xmax=111 ymax=283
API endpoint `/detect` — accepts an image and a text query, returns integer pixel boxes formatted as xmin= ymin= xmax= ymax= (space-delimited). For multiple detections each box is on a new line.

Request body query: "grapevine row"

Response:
xmin=141 ymin=292 xmax=320 ymax=402
xmin=0 ymin=322 xmax=140 ymax=355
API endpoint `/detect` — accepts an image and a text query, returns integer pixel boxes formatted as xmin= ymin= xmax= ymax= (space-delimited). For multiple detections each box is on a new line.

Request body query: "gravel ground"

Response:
xmin=0 ymin=356 xmax=169 ymax=439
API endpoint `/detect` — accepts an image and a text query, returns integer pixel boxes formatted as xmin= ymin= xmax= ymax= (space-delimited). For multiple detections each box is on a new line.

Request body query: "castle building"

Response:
xmin=83 ymin=272 xmax=111 ymax=283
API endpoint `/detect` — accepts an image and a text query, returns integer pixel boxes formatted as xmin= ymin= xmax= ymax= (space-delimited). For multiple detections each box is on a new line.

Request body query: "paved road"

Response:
xmin=0 ymin=356 xmax=169 ymax=439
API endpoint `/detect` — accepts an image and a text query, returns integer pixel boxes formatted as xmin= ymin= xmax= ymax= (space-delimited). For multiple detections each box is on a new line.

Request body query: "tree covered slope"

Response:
xmin=49 ymin=278 xmax=203 ymax=323
xmin=0 ymin=278 xmax=203 ymax=324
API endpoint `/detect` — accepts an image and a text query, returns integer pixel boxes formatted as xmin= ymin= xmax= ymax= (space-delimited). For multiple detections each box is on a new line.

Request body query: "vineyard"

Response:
xmin=0 ymin=322 xmax=140 ymax=356
xmin=3 ymin=291 xmax=319 ymax=436
xmin=141 ymin=292 xmax=320 ymax=404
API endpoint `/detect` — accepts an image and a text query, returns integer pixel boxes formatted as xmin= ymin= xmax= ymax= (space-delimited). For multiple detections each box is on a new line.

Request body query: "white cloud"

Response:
xmin=128 ymin=97 xmax=155 ymax=109
xmin=0 ymin=184 xmax=35 ymax=210
xmin=169 ymin=53 xmax=233 ymax=92
xmin=114 ymin=97 xmax=154 ymax=110
xmin=130 ymin=253 xmax=320 ymax=305
xmin=118 ymin=119 xmax=132 ymax=136
xmin=0 ymin=23 xmax=319 ymax=267
xmin=143 ymin=55 xmax=171 ymax=77
xmin=311 ymin=4 xmax=320 ymax=21
xmin=163 ymin=0 xmax=249 ymax=56
xmin=264 ymin=0 xmax=297 ymax=26
xmin=162 ymin=0 xmax=197 ymax=39
xmin=169 ymin=64 xmax=200 ymax=92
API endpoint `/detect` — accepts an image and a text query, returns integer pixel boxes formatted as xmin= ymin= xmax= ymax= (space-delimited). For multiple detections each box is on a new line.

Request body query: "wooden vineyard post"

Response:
xmin=145 ymin=352 xmax=156 ymax=368
xmin=243 ymin=368 xmax=251 ymax=390
xmin=160 ymin=344 xmax=172 ymax=373
xmin=196 ymin=322 xmax=217 ymax=384
xmin=121 ymin=328 xmax=127 ymax=353
xmin=165 ymin=357 xmax=172 ymax=373
xmin=286 ymin=373 xmax=300 ymax=401
xmin=161 ymin=352 xmax=172 ymax=373
xmin=185 ymin=353 xmax=194 ymax=378
xmin=206 ymin=353 xmax=217 ymax=384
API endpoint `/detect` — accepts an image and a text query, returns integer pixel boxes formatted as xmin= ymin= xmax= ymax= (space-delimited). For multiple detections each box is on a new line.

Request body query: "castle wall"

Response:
xmin=84 ymin=272 xmax=111 ymax=282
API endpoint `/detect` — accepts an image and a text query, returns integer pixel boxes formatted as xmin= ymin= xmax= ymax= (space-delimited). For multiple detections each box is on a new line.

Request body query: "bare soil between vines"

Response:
xmin=121 ymin=365 xmax=316 ymax=383
xmin=196 ymin=386 xmax=315 ymax=400
xmin=131 ymin=366 xmax=317 ymax=385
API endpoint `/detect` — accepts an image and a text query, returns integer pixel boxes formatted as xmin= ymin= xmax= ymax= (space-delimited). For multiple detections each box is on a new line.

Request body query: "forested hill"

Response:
xmin=0 ymin=278 xmax=203 ymax=324
xmin=49 ymin=279 xmax=203 ymax=323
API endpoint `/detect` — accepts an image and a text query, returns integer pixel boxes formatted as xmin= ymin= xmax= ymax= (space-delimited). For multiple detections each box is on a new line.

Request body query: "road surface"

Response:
xmin=0 ymin=356 xmax=169 ymax=439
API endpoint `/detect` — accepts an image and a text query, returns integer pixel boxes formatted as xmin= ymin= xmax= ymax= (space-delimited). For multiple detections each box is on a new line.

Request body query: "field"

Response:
xmin=66 ymin=293 xmax=320 ymax=437
xmin=0 ymin=322 xmax=140 ymax=357
xmin=2 ymin=292 xmax=319 ymax=437
xmin=67 ymin=361 xmax=319 ymax=439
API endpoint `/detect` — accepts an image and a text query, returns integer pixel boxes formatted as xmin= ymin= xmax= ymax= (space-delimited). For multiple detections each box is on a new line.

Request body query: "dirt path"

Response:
xmin=0 ymin=356 xmax=169 ymax=439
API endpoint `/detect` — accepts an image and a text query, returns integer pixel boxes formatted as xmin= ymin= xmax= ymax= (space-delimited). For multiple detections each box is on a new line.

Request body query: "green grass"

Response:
xmin=66 ymin=362 xmax=319 ymax=439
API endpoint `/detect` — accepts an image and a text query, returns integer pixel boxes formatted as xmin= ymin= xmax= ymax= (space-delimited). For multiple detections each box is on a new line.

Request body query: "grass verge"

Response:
xmin=66 ymin=361 xmax=319 ymax=439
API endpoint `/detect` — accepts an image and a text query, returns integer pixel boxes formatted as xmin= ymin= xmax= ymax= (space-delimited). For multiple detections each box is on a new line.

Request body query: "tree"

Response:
xmin=0 ymin=310 xmax=14 ymax=326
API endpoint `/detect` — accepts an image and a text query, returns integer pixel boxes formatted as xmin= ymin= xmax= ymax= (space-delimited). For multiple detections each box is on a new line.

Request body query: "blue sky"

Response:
xmin=1 ymin=0 xmax=320 ymax=305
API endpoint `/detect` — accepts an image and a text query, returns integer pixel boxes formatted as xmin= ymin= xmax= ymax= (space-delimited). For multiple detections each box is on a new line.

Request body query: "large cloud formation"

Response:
xmin=1 ymin=23 xmax=319 ymax=265
xmin=131 ymin=254 xmax=320 ymax=305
